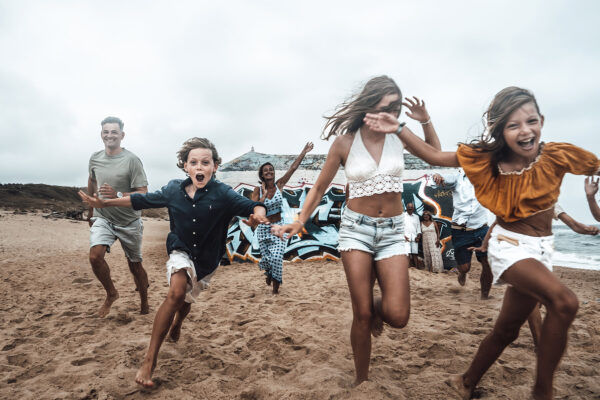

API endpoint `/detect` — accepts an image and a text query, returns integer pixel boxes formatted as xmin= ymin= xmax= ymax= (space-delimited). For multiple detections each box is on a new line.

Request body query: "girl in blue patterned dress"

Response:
xmin=251 ymin=142 xmax=313 ymax=293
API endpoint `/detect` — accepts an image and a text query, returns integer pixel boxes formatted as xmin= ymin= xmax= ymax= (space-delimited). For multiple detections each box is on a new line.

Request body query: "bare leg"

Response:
xmin=135 ymin=270 xmax=189 ymax=388
xmin=168 ymin=301 xmax=191 ymax=343
xmin=89 ymin=245 xmax=119 ymax=317
xmin=527 ymin=304 xmax=542 ymax=349
xmin=374 ymin=255 xmax=411 ymax=330
xmin=128 ymin=260 xmax=149 ymax=314
xmin=457 ymin=261 xmax=471 ymax=287
xmin=272 ymin=280 xmax=280 ymax=294
xmin=341 ymin=250 xmax=375 ymax=386
xmin=450 ymin=284 xmax=538 ymax=399
xmin=453 ymin=259 xmax=579 ymax=400
xmin=478 ymin=257 xmax=493 ymax=299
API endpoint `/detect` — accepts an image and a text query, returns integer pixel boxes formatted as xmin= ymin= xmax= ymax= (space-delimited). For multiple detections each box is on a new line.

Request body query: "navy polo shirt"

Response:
xmin=130 ymin=177 xmax=265 ymax=280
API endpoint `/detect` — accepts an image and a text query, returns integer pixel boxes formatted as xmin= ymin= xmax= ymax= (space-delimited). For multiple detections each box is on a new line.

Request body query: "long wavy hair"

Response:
xmin=467 ymin=86 xmax=542 ymax=176
xmin=321 ymin=76 xmax=402 ymax=140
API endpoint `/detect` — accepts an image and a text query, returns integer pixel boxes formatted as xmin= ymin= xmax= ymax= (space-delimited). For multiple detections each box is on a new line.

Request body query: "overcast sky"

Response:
xmin=1 ymin=1 xmax=599 ymax=220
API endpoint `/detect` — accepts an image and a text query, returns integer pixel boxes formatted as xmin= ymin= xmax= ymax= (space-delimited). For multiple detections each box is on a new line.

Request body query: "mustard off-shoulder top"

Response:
xmin=456 ymin=142 xmax=600 ymax=223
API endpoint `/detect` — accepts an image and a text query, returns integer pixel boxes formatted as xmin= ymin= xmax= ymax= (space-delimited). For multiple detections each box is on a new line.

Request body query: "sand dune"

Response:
xmin=0 ymin=211 xmax=599 ymax=399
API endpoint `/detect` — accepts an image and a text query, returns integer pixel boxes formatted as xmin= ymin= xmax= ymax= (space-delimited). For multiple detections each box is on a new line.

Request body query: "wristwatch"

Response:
xmin=117 ymin=191 xmax=123 ymax=198
xmin=395 ymin=121 xmax=406 ymax=135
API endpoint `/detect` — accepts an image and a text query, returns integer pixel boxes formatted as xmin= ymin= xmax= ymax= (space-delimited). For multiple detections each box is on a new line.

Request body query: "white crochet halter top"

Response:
xmin=344 ymin=130 xmax=405 ymax=199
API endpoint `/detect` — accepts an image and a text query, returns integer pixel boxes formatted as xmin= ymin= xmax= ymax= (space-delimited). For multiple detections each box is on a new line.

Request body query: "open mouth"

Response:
xmin=195 ymin=174 xmax=205 ymax=183
xmin=517 ymin=137 xmax=535 ymax=150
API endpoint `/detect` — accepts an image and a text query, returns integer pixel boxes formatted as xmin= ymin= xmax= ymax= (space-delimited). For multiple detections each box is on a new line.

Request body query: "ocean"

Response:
xmin=553 ymin=224 xmax=600 ymax=271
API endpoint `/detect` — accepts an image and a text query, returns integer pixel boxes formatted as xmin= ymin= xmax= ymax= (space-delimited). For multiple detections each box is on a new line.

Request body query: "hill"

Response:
xmin=0 ymin=183 xmax=167 ymax=219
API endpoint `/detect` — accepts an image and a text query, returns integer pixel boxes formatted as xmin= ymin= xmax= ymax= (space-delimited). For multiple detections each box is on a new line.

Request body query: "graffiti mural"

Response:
xmin=224 ymin=176 xmax=459 ymax=269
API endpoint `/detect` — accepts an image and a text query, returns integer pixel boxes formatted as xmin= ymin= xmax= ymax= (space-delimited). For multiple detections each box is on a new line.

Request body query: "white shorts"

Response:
xmin=487 ymin=224 xmax=554 ymax=285
xmin=166 ymin=250 xmax=215 ymax=303
xmin=407 ymin=241 xmax=419 ymax=254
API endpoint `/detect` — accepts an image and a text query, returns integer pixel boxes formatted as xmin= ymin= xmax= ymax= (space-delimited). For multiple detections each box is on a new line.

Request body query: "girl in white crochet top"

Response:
xmin=272 ymin=75 xmax=440 ymax=386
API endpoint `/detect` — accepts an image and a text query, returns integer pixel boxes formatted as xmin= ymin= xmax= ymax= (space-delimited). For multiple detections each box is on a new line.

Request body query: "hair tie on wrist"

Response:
xmin=420 ymin=118 xmax=431 ymax=125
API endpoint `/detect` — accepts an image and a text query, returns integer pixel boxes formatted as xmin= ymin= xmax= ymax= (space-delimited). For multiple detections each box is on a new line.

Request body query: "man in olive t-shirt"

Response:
xmin=87 ymin=116 xmax=149 ymax=317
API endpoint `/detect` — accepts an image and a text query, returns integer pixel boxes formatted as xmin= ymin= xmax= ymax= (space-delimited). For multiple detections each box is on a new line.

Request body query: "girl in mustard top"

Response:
xmin=363 ymin=87 xmax=600 ymax=400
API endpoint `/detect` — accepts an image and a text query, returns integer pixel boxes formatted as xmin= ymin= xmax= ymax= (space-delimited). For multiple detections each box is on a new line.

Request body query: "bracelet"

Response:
xmin=420 ymin=118 xmax=431 ymax=125
xmin=395 ymin=122 xmax=406 ymax=135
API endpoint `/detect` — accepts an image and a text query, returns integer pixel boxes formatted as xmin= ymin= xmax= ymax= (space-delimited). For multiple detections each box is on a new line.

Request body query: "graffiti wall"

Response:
xmin=224 ymin=175 xmax=459 ymax=269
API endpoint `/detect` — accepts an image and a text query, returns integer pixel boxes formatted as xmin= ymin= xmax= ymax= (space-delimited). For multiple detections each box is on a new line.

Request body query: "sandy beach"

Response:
xmin=1 ymin=211 xmax=599 ymax=399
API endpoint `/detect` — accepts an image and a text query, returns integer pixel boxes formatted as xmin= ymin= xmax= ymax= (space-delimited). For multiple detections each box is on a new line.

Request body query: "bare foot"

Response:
xmin=135 ymin=361 xmax=156 ymax=388
xmin=480 ymin=292 xmax=490 ymax=300
xmin=445 ymin=374 xmax=472 ymax=400
xmin=265 ymin=275 xmax=272 ymax=286
xmin=141 ymin=302 xmax=150 ymax=315
xmin=370 ymin=297 xmax=384 ymax=338
xmin=352 ymin=377 xmax=368 ymax=387
xmin=98 ymin=292 xmax=119 ymax=318
xmin=272 ymin=281 xmax=280 ymax=294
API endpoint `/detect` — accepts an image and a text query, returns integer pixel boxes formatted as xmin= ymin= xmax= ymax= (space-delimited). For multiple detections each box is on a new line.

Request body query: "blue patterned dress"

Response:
xmin=257 ymin=186 xmax=286 ymax=283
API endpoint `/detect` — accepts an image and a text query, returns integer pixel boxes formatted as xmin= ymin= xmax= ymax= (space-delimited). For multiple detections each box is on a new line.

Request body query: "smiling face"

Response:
xmin=184 ymin=148 xmax=218 ymax=189
xmin=406 ymin=203 xmax=415 ymax=215
xmin=502 ymin=102 xmax=544 ymax=162
xmin=260 ymin=163 xmax=275 ymax=182
xmin=101 ymin=122 xmax=124 ymax=151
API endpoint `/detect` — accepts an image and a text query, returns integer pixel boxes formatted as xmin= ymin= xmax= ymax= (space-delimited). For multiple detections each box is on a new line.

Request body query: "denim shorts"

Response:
xmin=337 ymin=207 xmax=408 ymax=261
xmin=451 ymin=225 xmax=488 ymax=265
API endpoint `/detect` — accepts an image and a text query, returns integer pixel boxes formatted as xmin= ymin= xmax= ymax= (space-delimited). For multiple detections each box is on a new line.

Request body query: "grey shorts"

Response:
xmin=338 ymin=207 xmax=408 ymax=261
xmin=90 ymin=217 xmax=143 ymax=262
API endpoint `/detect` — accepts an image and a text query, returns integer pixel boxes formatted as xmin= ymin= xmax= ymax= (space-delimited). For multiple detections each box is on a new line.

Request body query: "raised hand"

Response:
xmin=363 ymin=112 xmax=400 ymax=134
xmin=302 ymin=142 xmax=314 ymax=154
xmin=402 ymin=97 xmax=430 ymax=123
xmin=585 ymin=176 xmax=599 ymax=197
xmin=79 ymin=190 xmax=105 ymax=209
xmin=432 ymin=173 xmax=444 ymax=186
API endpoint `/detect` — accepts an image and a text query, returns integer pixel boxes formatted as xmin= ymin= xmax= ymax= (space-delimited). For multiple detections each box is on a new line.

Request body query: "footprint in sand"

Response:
xmin=70 ymin=357 xmax=97 ymax=366
xmin=112 ymin=312 xmax=133 ymax=326
xmin=7 ymin=353 xmax=29 ymax=366
xmin=72 ymin=278 xmax=93 ymax=284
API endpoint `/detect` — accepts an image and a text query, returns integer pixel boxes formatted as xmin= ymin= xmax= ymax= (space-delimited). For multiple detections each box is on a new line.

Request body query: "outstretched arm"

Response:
xmin=272 ymin=138 xmax=343 ymax=238
xmin=363 ymin=112 xmax=459 ymax=167
xmin=277 ymin=142 xmax=314 ymax=189
xmin=585 ymin=176 xmax=600 ymax=222
xmin=402 ymin=97 xmax=441 ymax=150
xmin=557 ymin=210 xmax=599 ymax=235
xmin=241 ymin=205 xmax=270 ymax=228
xmin=79 ymin=190 xmax=133 ymax=209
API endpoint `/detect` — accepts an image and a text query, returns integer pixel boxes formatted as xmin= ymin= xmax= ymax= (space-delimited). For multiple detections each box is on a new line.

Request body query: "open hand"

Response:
xmin=79 ymin=190 xmax=105 ymax=209
xmin=432 ymin=173 xmax=444 ymax=186
xmin=585 ymin=176 xmax=599 ymax=197
xmin=363 ymin=112 xmax=400 ymax=134
xmin=302 ymin=142 xmax=314 ymax=154
xmin=403 ymin=97 xmax=430 ymax=123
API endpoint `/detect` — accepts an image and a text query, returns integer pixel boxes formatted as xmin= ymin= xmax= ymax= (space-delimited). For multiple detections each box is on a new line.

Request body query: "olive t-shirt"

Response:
xmin=88 ymin=148 xmax=148 ymax=226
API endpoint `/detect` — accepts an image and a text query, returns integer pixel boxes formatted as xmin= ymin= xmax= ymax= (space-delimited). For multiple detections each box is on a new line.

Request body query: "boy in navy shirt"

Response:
xmin=80 ymin=137 xmax=268 ymax=388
